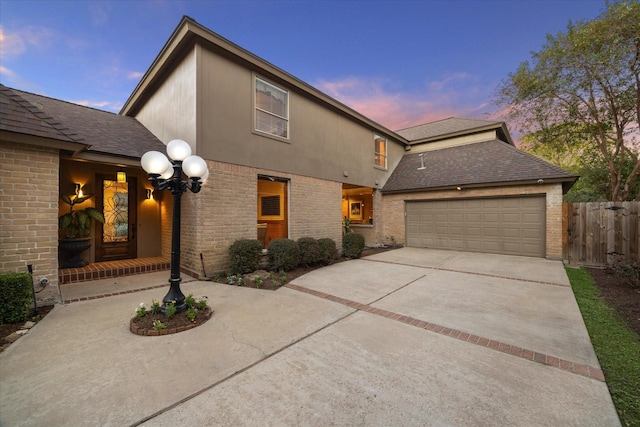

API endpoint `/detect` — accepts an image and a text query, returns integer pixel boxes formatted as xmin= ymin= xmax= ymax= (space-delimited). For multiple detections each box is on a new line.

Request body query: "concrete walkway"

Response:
xmin=0 ymin=248 xmax=620 ymax=426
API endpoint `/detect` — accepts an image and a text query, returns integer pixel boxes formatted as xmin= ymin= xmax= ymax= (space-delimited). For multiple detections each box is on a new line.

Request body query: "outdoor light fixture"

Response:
xmin=146 ymin=189 xmax=153 ymax=200
xmin=141 ymin=139 xmax=209 ymax=313
xmin=75 ymin=183 xmax=84 ymax=198
xmin=117 ymin=171 xmax=127 ymax=183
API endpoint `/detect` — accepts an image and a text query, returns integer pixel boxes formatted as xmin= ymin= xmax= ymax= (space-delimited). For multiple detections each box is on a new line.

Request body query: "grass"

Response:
xmin=566 ymin=267 xmax=640 ymax=427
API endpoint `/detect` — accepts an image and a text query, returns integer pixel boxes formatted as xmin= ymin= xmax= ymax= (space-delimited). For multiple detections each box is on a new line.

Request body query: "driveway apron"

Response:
xmin=0 ymin=248 xmax=620 ymax=426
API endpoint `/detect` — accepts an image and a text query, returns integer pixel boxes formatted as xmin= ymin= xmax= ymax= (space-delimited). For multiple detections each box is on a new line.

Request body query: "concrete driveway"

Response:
xmin=0 ymin=248 xmax=619 ymax=426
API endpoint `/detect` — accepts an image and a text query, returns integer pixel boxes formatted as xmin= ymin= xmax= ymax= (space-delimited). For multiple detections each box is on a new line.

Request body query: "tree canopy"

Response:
xmin=497 ymin=0 xmax=640 ymax=201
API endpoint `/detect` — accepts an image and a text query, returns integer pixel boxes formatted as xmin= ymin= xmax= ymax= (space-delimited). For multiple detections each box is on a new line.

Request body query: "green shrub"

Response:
xmin=343 ymin=233 xmax=365 ymax=259
xmin=229 ymin=239 xmax=263 ymax=274
xmin=0 ymin=273 xmax=33 ymax=324
xmin=318 ymin=238 xmax=338 ymax=264
xmin=297 ymin=237 xmax=322 ymax=266
xmin=268 ymin=238 xmax=300 ymax=271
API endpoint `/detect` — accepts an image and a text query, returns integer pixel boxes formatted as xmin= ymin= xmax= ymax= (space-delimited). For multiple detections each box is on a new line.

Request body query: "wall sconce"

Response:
xmin=117 ymin=171 xmax=127 ymax=183
xmin=146 ymin=189 xmax=153 ymax=200
xmin=75 ymin=183 xmax=84 ymax=197
xmin=456 ymin=186 xmax=463 ymax=191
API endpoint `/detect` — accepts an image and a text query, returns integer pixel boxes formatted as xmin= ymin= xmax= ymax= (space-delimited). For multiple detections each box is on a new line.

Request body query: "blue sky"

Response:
xmin=1 ymin=0 xmax=605 ymax=130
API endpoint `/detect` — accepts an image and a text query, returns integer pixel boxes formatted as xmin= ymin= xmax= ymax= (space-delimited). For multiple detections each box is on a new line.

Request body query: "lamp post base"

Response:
xmin=161 ymin=277 xmax=187 ymax=314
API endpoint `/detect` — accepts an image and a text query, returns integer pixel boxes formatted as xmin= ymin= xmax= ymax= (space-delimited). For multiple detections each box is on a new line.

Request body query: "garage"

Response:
xmin=405 ymin=196 xmax=546 ymax=257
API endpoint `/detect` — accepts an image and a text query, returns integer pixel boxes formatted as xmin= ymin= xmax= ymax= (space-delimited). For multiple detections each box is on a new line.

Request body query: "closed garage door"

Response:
xmin=406 ymin=197 xmax=546 ymax=257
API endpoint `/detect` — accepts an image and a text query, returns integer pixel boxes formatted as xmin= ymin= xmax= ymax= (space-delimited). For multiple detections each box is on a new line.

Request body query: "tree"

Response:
xmin=497 ymin=0 xmax=640 ymax=201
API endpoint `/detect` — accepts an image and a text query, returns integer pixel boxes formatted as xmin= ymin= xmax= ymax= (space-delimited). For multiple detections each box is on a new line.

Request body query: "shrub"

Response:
xmin=318 ymin=238 xmax=338 ymax=264
xmin=268 ymin=238 xmax=300 ymax=271
xmin=228 ymin=239 xmax=263 ymax=274
xmin=343 ymin=233 xmax=365 ymax=259
xmin=0 ymin=273 xmax=33 ymax=324
xmin=298 ymin=237 xmax=322 ymax=266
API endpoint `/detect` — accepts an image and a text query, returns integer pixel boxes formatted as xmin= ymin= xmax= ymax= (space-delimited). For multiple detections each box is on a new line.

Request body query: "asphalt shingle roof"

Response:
xmin=1 ymin=84 xmax=165 ymax=159
xmin=381 ymin=140 xmax=578 ymax=193
xmin=396 ymin=117 xmax=503 ymax=142
xmin=0 ymin=84 xmax=81 ymax=143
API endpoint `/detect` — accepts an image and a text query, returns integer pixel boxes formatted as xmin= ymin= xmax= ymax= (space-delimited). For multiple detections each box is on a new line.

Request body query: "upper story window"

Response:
xmin=374 ymin=135 xmax=387 ymax=168
xmin=255 ymin=77 xmax=289 ymax=139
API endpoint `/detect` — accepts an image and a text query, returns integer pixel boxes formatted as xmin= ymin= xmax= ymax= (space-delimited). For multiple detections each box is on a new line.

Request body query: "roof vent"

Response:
xmin=418 ymin=153 xmax=426 ymax=170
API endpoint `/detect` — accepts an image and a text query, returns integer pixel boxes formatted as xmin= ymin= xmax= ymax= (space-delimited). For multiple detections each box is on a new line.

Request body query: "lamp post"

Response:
xmin=141 ymin=139 xmax=209 ymax=313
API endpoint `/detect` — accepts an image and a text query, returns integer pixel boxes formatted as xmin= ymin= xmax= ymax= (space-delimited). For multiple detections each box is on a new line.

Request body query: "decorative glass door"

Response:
xmin=95 ymin=175 xmax=137 ymax=261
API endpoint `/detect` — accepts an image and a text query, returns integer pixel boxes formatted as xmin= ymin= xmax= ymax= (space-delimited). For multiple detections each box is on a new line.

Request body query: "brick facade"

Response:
xmin=0 ymin=142 xmax=60 ymax=304
xmin=380 ymin=183 xmax=565 ymax=259
xmin=179 ymin=160 xmax=343 ymax=277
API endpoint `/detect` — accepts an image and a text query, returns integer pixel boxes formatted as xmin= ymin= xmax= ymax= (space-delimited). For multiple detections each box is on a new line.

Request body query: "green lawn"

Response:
xmin=566 ymin=267 xmax=640 ymax=427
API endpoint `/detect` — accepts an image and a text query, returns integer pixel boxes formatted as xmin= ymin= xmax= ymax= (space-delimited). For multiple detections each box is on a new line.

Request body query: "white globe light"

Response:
xmin=200 ymin=168 xmax=210 ymax=185
xmin=182 ymin=155 xmax=208 ymax=178
xmin=141 ymin=151 xmax=170 ymax=174
xmin=166 ymin=139 xmax=192 ymax=161
xmin=160 ymin=164 xmax=175 ymax=180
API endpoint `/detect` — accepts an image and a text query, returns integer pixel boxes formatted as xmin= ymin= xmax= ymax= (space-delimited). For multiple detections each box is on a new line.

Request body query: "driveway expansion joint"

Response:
xmin=361 ymin=258 xmax=570 ymax=288
xmin=284 ymin=283 xmax=605 ymax=382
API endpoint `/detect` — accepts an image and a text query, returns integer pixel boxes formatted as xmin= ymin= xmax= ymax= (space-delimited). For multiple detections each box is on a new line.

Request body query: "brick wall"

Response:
xmin=0 ymin=141 xmax=60 ymax=304
xmin=380 ymin=184 xmax=565 ymax=259
xmin=179 ymin=160 xmax=342 ymax=277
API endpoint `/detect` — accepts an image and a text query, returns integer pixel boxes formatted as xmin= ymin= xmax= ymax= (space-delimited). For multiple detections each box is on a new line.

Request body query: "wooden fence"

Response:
xmin=563 ymin=201 xmax=639 ymax=266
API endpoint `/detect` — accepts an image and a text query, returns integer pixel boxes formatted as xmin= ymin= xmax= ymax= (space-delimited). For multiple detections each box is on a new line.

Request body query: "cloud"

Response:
xmin=127 ymin=71 xmax=144 ymax=80
xmin=314 ymin=73 xmax=497 ymax=131
xmin=0 ymin=26 xmax=54 ymax=59
xmin=72 ymin=99 xmax=122 ymax=112
xmin=0 ymin=65 xmax=16 ymax=77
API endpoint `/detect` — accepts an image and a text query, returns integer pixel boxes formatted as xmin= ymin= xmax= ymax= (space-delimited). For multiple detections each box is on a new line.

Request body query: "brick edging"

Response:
xmin=129 ymin=309 xmax=213 ymax=336
xmin=63 ymin=284 xmax=169 ymax=304
xmin=285 ymin=283 xmax=605 ymax=382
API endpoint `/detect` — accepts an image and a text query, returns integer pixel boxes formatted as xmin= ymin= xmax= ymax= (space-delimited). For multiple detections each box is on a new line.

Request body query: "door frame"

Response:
xmin=95 ymin=174 xmax=137 ymax=261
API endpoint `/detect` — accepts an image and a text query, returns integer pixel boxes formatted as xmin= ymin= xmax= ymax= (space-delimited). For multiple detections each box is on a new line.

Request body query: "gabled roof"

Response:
xmin=1 ymin=85 xmax=165 ymax=160
xmin=120 ymin=16 xmax=408 ymax=146
xmin=381 ymin=140 xmax=578 ymax=194
xmin=396 ymin=117 xmax=514 ymax=145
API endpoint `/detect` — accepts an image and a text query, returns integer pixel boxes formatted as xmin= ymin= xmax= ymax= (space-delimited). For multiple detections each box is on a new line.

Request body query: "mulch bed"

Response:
xmin=586 ymin=267 xmax=640 ymax=337
xmin=130 ymin=307 xmax=212 ymax=336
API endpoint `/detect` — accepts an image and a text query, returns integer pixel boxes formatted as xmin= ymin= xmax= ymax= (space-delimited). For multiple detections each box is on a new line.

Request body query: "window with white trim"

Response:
xmin=255 ymin=77 xmax=289 ymax=138
xmin=374 ymin=135 xmax=387 ymax=168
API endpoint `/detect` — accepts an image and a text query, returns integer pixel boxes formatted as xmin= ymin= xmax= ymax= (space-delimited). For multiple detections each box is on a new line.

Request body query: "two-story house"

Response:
xmin=0 ymin=16 xmax=577 ymax=305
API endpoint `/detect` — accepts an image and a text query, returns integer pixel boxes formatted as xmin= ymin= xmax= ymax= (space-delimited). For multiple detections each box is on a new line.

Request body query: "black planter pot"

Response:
xmin=59 ymin=237 xmax=92 ymax=268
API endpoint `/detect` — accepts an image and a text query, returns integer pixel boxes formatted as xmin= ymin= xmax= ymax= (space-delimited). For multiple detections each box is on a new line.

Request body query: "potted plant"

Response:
xmin=58 ymin=190 xmax=105 ymax=268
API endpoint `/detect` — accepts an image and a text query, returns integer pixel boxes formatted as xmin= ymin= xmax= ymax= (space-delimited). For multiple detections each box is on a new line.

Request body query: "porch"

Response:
xmin=58 ymin=257 xmax=170 ymax=285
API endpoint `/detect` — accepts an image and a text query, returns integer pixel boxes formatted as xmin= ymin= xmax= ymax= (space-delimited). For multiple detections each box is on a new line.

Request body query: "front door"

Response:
xmin=95 ymin=175 xmax=137 ymax=261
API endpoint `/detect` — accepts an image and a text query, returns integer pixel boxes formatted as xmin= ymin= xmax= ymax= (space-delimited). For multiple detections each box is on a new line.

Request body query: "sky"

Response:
xmin=0 ymin=0 xmax=606 ymax=131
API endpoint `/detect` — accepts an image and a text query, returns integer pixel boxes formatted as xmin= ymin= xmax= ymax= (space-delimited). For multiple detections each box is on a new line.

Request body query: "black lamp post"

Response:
xmin=141 ymin=139 xmax=209 ymax=313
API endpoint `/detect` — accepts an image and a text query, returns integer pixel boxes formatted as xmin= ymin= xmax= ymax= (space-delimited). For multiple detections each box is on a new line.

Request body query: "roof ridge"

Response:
xmin=1 ymin=84 xmax=84 ymax=142
xmin=499 ymin=140 xmax=578 ymax=177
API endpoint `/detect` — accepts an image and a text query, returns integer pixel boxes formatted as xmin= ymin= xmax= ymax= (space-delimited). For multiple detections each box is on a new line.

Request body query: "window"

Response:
xmin=374 ymin=135 xmax=387 ymax=168
xmin=255 ymin=77 xmax=289 ymax=138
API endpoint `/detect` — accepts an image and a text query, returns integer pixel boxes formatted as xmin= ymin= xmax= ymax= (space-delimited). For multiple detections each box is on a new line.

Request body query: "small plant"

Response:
xmin=213 ymin=272 xmax=226 ymax=283
xmin=152 ymin=320 xmax=166 ymax=330
xmin=318 ymin=238 xmax=338 ymax=264
xmin=227 ymin=274 xmax=245 ymax=286
xmin=196 ymin=296 xmax=208 ymax=310
xmin=342 ymin=217 xmax=353 ymax=234
xmin=297 ymin=237 xmax=322 ymax=266
xmin=254 ymin=276 xmax=264 ymax=288
xmin=229 ymin=239 xmax=263 ymax=274
xmin=135 ymin=303 xmax=147 ymax=318
xmin=185 ymin=294 xmax=196 ymax=309
xmin=150 ymin=299 xmax=161 ymax=314
xmin=164 ymin=301 xmax=177 ymax=318
xmin=268 ymin=238 xmax=300 ymax=271
xmin=58 ymin=190 xmax=105 ymax=239
xmin=186 ymin=307 xmax=197 ymax=322
xmin=279 ymin=270 xmax=287 ymax=283
xmin=343 ymin=232 xmax=365 ymax=258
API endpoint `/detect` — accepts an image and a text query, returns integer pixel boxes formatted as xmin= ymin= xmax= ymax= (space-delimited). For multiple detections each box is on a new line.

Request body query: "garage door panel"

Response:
xmin=405 ymin=197 xmax=545 ymax=257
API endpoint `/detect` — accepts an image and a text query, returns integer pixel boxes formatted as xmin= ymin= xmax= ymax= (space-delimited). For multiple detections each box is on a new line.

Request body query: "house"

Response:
xmin=0 ymin=16 xmax=577 ymax=305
